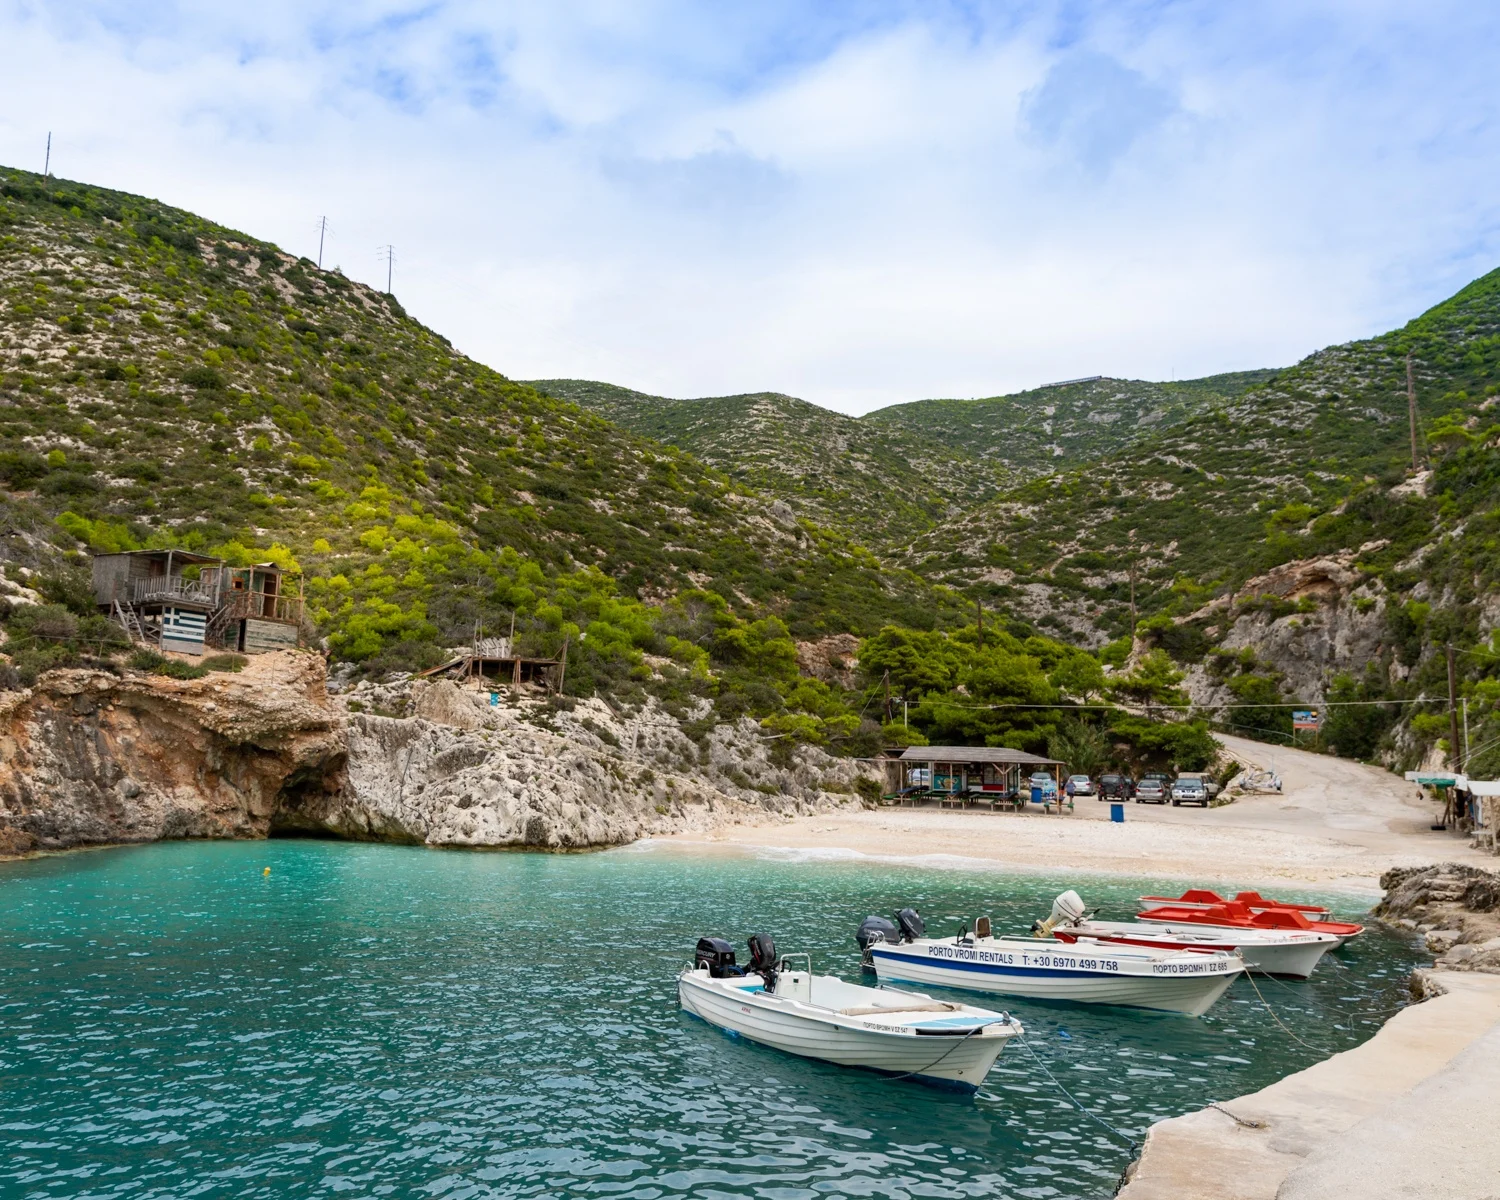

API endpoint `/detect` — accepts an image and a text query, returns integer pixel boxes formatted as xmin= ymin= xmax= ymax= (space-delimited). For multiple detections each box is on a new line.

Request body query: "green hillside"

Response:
xmin=526 ymin=380 xmax=1007 ymax=550
xmin=908 ymin=269 xmax=1500 ymax=643
xmin=0 ymin=166 xmax=970 ymax=721
xmin=529 ymin=372 xmax=1275 ymax=553
xmin=865 ymin=371 xmax=1277 ymax=475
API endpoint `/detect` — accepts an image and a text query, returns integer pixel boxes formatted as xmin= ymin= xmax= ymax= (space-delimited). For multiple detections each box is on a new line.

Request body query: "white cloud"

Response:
xmin=1 ymin=1 xmax=1498 ymax=413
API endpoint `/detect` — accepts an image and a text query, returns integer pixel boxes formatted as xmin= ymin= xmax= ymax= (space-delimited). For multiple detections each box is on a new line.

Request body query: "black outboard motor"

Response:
xmin=896 ymin=907 xmax=925 ymax=943
xmin=747 ymin=932 xmax=779 ymax=990
xmin=695 ymin=936 xmax=743 ymax=978
xmin=856 ymin=915 xmax=900 ymax=971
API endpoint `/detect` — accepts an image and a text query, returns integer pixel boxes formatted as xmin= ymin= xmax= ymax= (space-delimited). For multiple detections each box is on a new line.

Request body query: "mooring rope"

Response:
xmin=1205 ymin=1100 xmax=1265 ymax=1129
xmin=883 ymin=1023 xmax=987 ymax=1081
xmin=1241 ymin=971 xmax=1332 ymax=1054
xmin=1015 ymin=1034 xmax=1140 ymax=1152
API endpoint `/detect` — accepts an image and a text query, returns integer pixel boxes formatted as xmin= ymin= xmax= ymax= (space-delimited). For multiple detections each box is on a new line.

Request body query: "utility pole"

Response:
xmin=882 ymin=669 xmax=892 ymax=724
xmin=1447 ymin=643 xmax=1463 ymax=772
xmin=377 ymin=244 xmax=395 ymax=294
xmin=1406 ymin=353 xmax=1420 ymax=472
xmin=1463 ymin=697 xmax=1470 ymax=766
xmin=315 ymin=216 xmax=330 ymax=269
xmin=43 ymin=132 xmax=51 ymax=183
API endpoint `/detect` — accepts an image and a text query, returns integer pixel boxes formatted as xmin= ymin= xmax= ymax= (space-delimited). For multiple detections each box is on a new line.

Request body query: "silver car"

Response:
xmin=1065 ymin=774 xmax=1096 ymax=798
xmin=1135 ymin=778 xmax=1168 ymax=804
xmin=1171 ymin=778 xmax=1209 ymax=807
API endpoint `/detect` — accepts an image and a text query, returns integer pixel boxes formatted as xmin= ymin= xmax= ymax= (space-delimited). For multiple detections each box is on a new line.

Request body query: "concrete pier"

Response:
xmin=1118 ymin=969 xmax=1500 ymax=1200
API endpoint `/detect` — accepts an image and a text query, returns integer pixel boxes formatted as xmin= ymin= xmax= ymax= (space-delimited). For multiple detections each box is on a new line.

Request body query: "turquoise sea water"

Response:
xmin=1 ymin=840 xmax=1418 ymax=1199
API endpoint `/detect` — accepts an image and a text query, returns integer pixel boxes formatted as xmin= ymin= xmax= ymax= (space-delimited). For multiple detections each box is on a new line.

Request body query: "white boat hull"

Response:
xmin=871 ymin=937 xmax=1241 ymax=1017
xmin=677 ymin=970 xmax=1019 ymax=1089
xmin=1058 ymin=922 xmax=1337 ymax=979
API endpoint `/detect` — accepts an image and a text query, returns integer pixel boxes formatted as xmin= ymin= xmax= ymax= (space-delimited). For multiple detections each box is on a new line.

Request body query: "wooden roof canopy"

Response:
xmin=898 ymin=746 xmax=1063 ymax=766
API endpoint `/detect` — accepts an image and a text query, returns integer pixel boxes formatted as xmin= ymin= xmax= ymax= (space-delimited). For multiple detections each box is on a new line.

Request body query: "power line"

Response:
xmin=892 ymin=697 xmax=1441 ymax=713
xmin=377 ymin=244 xmax=396 ymax=294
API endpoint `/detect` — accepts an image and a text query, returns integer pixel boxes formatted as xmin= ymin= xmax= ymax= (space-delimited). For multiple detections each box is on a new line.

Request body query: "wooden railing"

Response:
xmin=214 ymin=590 xmax=303 ymax=624
xmin=132 ymin=577 xmax=218 ymax=606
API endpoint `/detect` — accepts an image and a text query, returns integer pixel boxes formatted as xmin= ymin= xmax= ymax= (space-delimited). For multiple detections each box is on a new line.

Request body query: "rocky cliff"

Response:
xmin=0 ymin=654 xmax=867 ymax=856
xmin=285 ymin=676 xmax=868 ymax=849
xmin=0 ymin=651 xmax=344 ymax=854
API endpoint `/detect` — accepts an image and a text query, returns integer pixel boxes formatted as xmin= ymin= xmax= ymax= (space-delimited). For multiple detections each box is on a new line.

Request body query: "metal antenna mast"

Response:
xmin=314 ymin=216 xmax=331 ymax=269
xmin=377 ymin=244 xmax=396 ymax=294
xmin=43 ymin=132 xmax=51 ymax=181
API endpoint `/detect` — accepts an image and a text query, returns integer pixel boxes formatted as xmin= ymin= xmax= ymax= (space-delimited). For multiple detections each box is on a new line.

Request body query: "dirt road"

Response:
xmin=658 ymin=735 xmax=1491 ymax=894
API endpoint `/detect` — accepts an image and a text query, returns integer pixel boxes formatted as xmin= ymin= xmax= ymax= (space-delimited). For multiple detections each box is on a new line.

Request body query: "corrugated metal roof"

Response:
xmin=92 ymin=549 xmax=224 ymax=565
xmin=898 ymin=746 xmax=1062 ymax=765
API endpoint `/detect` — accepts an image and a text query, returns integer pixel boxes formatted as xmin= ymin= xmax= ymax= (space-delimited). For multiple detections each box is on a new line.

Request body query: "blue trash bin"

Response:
xmin=1110 ymin=802 xmax=1125 ymax=823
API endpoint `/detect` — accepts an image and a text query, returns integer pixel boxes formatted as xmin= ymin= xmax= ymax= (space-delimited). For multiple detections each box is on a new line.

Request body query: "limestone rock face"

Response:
xmin=0 ymin=655 xmax=871 ymax=857
xmin=795 ymin=634 xmax=861 ymax=688
xmin=0 ymin=651 xmax=345 ymax=853
xmin=288 ymin=683 xmax=867 ymax=850
xmin=1182 ymin=552 xmax=1388 ymax=709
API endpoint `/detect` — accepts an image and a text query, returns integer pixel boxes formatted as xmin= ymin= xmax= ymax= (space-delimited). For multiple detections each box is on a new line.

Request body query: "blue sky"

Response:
xmin=3 ymin=1 xmax=1498 ymax=414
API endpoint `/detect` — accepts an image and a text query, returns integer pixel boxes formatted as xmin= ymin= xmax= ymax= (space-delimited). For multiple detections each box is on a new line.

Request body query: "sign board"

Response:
xmin=1292 ymin=709 xmax=1321 ymax=731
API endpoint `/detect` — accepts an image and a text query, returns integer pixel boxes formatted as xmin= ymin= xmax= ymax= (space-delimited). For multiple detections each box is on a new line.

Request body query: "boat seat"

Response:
xmin=975 ymin=916 xmax=991 ymax=939
xmin=838 ymin=1001 xmax=962 ymax=1016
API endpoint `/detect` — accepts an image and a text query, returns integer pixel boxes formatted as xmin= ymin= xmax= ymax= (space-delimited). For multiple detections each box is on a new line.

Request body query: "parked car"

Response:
xmin=1171 ymin=777 xmax=1209 ymax=807
xmin=1135 ymin=777 xmax=1169 ymax=804
xmin=1097 ymin=773 xmax=1135 ymax=801
xmin=1028 ymin=772 xmax=1059 ymax=802
xmin=1065 ymin=774 xmax=1097 ymax=798
xmin=1176 ymin=771 xmax=1220 ymax=799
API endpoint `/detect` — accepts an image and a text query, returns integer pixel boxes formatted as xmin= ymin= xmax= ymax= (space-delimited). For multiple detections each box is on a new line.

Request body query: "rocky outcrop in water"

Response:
xmin=0 ymin=651 xmax=345 ymax=854
xmin=1378 ymin=862 xmax=1500 ymax=974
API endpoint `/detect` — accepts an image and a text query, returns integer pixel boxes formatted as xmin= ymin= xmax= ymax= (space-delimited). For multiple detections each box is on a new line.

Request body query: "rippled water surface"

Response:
xmin=1 ymin=840 xmax=1420 ymax=1199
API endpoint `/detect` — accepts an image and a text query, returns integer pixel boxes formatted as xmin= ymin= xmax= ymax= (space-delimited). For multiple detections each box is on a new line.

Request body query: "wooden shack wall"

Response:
xmin=91 ymin=554 xmax=135 ymax=606
xmin=241 ymin=618 xmax=299 ymax=653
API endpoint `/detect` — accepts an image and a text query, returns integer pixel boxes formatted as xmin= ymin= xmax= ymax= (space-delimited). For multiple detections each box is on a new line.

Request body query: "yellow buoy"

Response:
xmin=263 ymin=867 xmax=271 ymax=875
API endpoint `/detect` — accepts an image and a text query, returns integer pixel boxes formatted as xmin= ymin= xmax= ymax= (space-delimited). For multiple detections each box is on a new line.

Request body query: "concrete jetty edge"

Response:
xmin=1116 ymin=967 xmax=1500 ymax=1200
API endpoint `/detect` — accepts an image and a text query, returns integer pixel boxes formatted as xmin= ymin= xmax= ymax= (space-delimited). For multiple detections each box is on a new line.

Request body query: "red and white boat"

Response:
xmin=1053 ymin=919 xmax=1339 ymax=978
xmin=1138 ymin=889 xmax=1330 ymax=917
xmin=1136 ymin=901 xmax=1364 ymax=946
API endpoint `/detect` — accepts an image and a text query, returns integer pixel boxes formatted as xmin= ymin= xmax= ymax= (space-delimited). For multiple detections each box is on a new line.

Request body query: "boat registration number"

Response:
xmin=1149 ymin=959 xmax=1228 ymax=975
xmin=925 ymin=945 xmax=1119 ymax=972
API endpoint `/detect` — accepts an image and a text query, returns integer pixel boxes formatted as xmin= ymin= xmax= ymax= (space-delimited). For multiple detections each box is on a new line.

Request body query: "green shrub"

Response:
xmin=183 ymin=365 xmax=224 ymax=390
xmin=202 ymin=653 xmax=247 ymax=673
xmin=154 ymin=659 xmax=209 ymax=679
xmin=128 ymin=648 xmax=167 ymax=671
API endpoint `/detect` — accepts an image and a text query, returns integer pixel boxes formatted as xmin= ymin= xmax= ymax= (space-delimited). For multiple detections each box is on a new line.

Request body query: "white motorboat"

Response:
xmin=860 ymin=898 xmax=1243 ymax=1017
xmin=1052 ymin=919 xmax=1338 ymax=979
xmin=679 ymin=935 xmax=1022 ymax=1090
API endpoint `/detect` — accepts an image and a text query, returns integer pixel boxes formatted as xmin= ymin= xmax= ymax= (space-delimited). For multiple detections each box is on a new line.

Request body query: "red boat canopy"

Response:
xmin=1139 ymin=902 xmax=1363 ymax=940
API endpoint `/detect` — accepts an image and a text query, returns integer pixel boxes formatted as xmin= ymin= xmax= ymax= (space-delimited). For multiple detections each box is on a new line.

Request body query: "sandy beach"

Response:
xmin=660 ymin=735 xmax=1491 ymax=896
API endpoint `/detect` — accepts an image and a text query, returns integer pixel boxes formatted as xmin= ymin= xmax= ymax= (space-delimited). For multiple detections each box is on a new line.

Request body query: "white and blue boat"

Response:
xmin=860 ymin=898 xmax=1244 ymax=1017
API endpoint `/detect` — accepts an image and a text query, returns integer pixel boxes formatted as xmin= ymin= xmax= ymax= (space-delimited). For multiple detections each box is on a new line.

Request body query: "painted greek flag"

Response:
xmin=161 ymin=606 xmax=207 ymax=653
